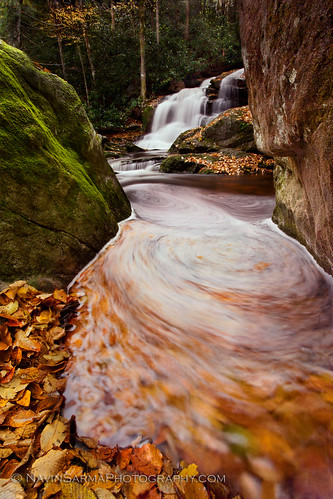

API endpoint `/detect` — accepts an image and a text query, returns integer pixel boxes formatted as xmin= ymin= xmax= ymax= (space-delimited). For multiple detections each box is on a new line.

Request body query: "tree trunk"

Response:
xmin=57 ymin=35 xmax=67 ymax=79
xmin=83 ymin=27 xmax=96 ymax=84
xmin=184 ymin=0 xmax=190 ymax=41
xmin=138 ymin=0 xmax=146 ymax=103
xmin=13 ymin=0 xmax=22 ymax=48
xmin=77 ymin=43 xmax=90 ymax=106
xmin=156 ymin=0 xmax=160 ymax=45
xmin=110 ymin=0 xmax=115 ymax=30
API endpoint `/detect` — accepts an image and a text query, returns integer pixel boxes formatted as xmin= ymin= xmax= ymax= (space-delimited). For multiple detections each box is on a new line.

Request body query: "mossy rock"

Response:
xmin=0 ymin=41 xmax=131 ymax=289
xmin=169 ymin=106 xmax=257 ymax=154
xmin=142 ymin=105 xmax=155 ymax=132
xmin=160 ymin=155 xmax=202 ymax=173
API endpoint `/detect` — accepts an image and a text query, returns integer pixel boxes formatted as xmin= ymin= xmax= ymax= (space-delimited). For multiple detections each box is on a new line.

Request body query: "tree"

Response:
xmin=138 ymin=0 xmax=146 ymax=101
xmin=184 ymin=0 xmax=189 ymax=40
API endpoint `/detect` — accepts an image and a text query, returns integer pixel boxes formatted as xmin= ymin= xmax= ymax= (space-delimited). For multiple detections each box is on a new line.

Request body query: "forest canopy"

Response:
xmin=0 ymin=0 xmax=241 ymax=128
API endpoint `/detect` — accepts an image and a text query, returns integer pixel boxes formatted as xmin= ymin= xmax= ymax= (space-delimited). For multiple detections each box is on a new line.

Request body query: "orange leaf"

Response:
xmin=118 ymin=447 xmax=133 ymax=469
xmin=53 ymin=289 xmax=68 ymax=303
xmin=6 ymin=409 xmax=36 ymax=427
xmin=131 ymin=444 xmax=163 ymax=475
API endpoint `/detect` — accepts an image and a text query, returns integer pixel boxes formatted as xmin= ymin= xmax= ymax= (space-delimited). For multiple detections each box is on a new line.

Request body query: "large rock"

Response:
xmin=238 ymin=0 xmax=333 ymax=275
xmin=170 ymin=106 xmax=257 ymax=154
xmin=0 ymin=41 xmax=131 ymax=289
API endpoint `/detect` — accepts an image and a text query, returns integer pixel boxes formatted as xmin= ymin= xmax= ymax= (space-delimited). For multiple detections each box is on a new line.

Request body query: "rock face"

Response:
xmin=238 ymin=0 xmax=333 ymax=275
xmin=0 ymin=41 xmax=131 ymax=289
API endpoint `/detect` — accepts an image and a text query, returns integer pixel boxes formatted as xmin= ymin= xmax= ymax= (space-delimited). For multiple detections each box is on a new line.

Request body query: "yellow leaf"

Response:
xmin=53 ymin=289 xmax=67 ymax=303
xmin=37 ymin=309 xmax=52 ymax=324
xmin=40 ymin=418 xmax=68 ymax=453
xmin=179 ymin=463 xmax=198 ymax=477
xmin=60 ymin=482 xmax=97 ymax=499
xmin=16 ymin=390 xmax=31 ymax=407
xmin=0 ymin=300 xmax=19 ymax=316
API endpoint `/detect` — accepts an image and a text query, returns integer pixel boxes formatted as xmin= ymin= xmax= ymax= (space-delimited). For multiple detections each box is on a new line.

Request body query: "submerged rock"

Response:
xmin=238 ymin=0 xmax=333 ymax=275
xmin=0 ymin=41 xmax=131 ymax=289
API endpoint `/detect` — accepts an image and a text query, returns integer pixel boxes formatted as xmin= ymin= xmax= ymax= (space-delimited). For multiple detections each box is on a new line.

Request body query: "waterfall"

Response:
xmin=212 ymin=68 xmax=245 ymax=115
xmin=136 ymin=69 xmax=244 ymax=151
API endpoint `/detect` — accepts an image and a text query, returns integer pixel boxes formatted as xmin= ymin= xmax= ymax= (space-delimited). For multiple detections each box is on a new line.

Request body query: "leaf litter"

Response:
xmin=0 ymin=281 xmax=243 ymax=498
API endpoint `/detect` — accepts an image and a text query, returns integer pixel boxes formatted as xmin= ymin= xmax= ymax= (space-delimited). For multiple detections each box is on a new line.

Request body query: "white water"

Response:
xmin=136 ymin=69 xmax=244 ymax=151
xmin=212 ymin=68 xmax=244 ymax=114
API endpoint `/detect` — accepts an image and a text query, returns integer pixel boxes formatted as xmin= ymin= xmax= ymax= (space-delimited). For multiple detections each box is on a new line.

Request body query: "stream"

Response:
xmin=63 ymin=72 xmax=333 ymax=497
xmin=64 ymin=169 xmax=333 ymax=498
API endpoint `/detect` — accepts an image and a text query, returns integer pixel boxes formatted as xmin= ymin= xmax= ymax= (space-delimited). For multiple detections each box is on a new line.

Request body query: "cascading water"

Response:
xmin=212 ymin=68 xmax=245 ymax=115
xmin=136 ymin=69 xmax=244 ymax=151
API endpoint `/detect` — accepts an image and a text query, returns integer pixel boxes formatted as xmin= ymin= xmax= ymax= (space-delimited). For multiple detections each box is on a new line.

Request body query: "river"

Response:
xmin=64 ymin=168 xmax=333 ymax=498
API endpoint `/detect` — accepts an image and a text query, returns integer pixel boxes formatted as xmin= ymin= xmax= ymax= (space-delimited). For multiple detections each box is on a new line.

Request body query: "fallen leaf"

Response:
xmin=41 ymin=482 xmax=62 ymax=499
xmin=60 ymin=482 xmax=97 ymax=499
xmin=157 ymin=475 xmax=176 ymax=494
xmin=118 ymin=447 xmax=133 ymax=469
xmin=179 ymin=463 xmax=198 ymax=477
xmin=37 ymin=310 xmax=52 ymax=324
xmin=94 ymin=490 xmax=117 ymax=499
xmin=6 ymin=409 xmax=36 ymax=427
xmin=0 ymin=378 xmax=29 ymax=400
xmin=53 ymin=289 xmax=68 ymax=303
xmin=40 ymin=418 xmax=68 ymax=453
xmin=131 ymin=443 xmax=163 ymax=475
xmin=0 ymin=478 xmax=25 ymax=498
xmin=16 ymin=390 xmax=31 ymax=407
xmin=14 ymin=330 xmax=41 ymax=352
xmin=0 ymin=300 xmax=19 ymax=316
xmin=184 ymin=479 xmax=209 ymax=498
xmin=30 ymin=449 xmax=74 ymax=477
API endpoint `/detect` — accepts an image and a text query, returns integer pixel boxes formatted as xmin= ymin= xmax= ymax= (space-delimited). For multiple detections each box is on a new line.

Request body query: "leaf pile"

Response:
xmin=0 ymin=281 xmax=243 ymax=499
xmin=186 ymin=152 xmax=275 ymax=175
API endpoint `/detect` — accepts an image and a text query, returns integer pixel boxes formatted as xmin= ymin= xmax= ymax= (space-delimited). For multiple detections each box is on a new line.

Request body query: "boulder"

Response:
xmin=238 ymin=0 xmax=333 ymax=275
xmin=170 ymin=106 xmax=257 ymax=154
xmin=0 ymin=41 xmax=131 ymax=289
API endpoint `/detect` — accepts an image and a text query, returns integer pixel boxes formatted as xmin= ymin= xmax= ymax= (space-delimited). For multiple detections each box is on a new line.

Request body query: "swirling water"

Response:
xmin=64 ymin=171 xmax=333 ymax=497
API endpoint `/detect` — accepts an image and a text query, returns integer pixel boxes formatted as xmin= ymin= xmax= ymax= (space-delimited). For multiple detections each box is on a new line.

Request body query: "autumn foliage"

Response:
xmin=0 ymin=281 xmax=242 ymax=498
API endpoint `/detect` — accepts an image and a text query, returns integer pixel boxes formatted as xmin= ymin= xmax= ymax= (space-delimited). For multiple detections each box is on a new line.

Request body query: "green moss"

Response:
xmin=0 ymin=40 xmax=130 ymax=289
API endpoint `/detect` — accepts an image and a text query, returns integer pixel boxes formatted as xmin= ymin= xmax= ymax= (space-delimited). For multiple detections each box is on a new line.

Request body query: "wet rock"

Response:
xmin=0 ymin=41 xmax=131 ymax=289
xmin=238 ymin=0 xmax=333 ymax=275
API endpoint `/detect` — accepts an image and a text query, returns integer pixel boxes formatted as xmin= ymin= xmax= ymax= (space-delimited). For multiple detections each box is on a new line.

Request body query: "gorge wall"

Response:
xmin=0 ymin=41 xmax=131 ymax=289
xmin=238 ymin=0 xmax=333 ymax=275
